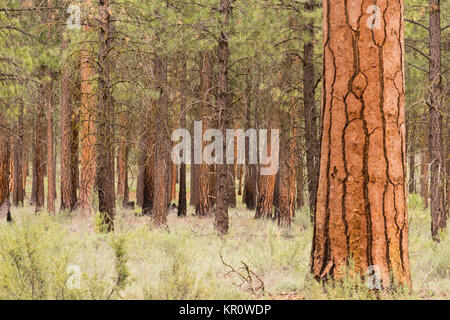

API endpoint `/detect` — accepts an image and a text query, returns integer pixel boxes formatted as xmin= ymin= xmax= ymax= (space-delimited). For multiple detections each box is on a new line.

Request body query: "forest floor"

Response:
xmin=0 ymin=193 xmax=448 ymax=300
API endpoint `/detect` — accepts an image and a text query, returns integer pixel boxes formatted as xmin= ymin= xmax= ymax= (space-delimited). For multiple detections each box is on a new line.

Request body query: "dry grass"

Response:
xmin=0 ymin=194 xmax=447 ymax=300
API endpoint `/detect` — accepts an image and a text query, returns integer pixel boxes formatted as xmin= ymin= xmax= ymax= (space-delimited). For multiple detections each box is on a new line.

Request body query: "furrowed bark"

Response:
xmin=178 ymin=55 xmax=188 ymax=217
xmin=60 ymin=36 xmax=77 ymax=211
xmin=215 ymin=0 xmax=231 ymax=235
xmin=0 ymin=117 xmax=10 ymax=209
xmin=96 ymin=0 xmax=115 ymax=231
xmin=46 ymin=70 xmax=55 ymax=213
xmin=77 ymin=25 xmax=96 ymax=213
xmin=13 ymin=102 xmax=24 ymax=207
xmin=428 ymin=0 xmax=446 ymax=240
xmin=303 ymin=0 xmax=320 ymax=220
xmin=312 ymin=0 xmax=411 ymax=287
xmin=152 ymin=56 xmax=170 ymax=227
xmin=117 ymin=110 xmax=129 ymax=205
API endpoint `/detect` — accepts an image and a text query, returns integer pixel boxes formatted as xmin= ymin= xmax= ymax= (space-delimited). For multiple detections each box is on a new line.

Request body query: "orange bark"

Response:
xmin=77 ymin=26 xmax=96 ymax=213
xmin=312 ymin=0 xmax=411 ymax=287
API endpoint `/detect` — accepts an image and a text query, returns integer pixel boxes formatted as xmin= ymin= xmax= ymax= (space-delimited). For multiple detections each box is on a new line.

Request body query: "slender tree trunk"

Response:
xmin=215 ymin=0 xmax=231 ymax=235
xmin=35 ymin=77 xmax=46 ymax=212
xmin=30 ymin=129 xmax=37 ymax=206
xmin=237 ymin=164 xmax=243 ymax=196
xmin=142 ymin=127 xmax=154 ymax=214
xmin=178 ymin=55 xmax=188 ymax=217
xmin=77 ymin=25 xmax=96 ymax=213
xmin=420 ymin=151 xmax=430 ymax=208
xmin=277 ymin=127 xmax=296 ymax=228
xmin=296 ymin=146 xmax=305 ymax=209
xmin=408 ymin=136 xmax=416 ymax=194
xmin=428 ymin=0 xmax=445 ymax=240
xmin=96 ymin=0 xmax=115 ymax=231
xmin=71 ymin=112 xmax=79 ymax=202
xmin=117 ymin=110 xmax=129 ymax=205
xmin=170 ymin=163 xmax=177 ymax=202
xmin=61 ymin=36 xmax=77 ymax=211
xmin=137 ymin=132 xmax=146 ymax=207
xmin=255 ymin=129 xmax=276 ymax=219
xmin=196 ymin=51 xmax=213 ymax=216
xmin=311 ymin=0 xmax=411 ymax=287
xmin=190 ymin=160 xmax=198 ymax=207
xmin=446 ymin=113 xmax=449 ymax=217
xmin=46 ymin=71 xmax=55 ymax=213
xmin=227 ymin=163 xmax=237 ymax=208
xmin=9 ymin=141 xmax=14 ymax=195
xmin=303 ymin=1 xmax=320 ymax=221
xmin=13 ymin=102 xmax=24 ymax=206
xmin=22 ymin=146 xmax=28 ymax=199
xmin=243 ymin=75 xmax=257 ymax=210
xmin=0 ymin=118 xmax=10 ymax=209
xmin=152 ymin=56 xmax=170 ymax=227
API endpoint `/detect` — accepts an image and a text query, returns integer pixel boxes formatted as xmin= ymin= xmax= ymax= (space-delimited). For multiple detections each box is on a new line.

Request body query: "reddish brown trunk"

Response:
xmin=46 ymin=71 xmax=55 ymax=213
xmin=77 ymin=25 xmax=96 ymax=213
xmin=142 ymin=104 xmax=155 ymax=214
xmin=237 ymin=164 xmax=243 ymax=196
xmin=60 ymin=36 xmax=77 ymax=211
xmin=215 ymin=0 xmax=231 ymax=235
xmin=71 ymin=112 xmax=79 ymax=202
xmin=137 ymin=131 xmax=146 ymax=207
xmin=117 ymin=110 xmax=129 ymax=204
xmin=311 ymin=0 xmax=411 ymax=287
xmin=420 ymin=151 xmax=430 ymax=208
xmin=303 ymin=4 xmax=320 ymax=220
xmin=408 ymin=140 xmax=416 ymax=194
xmin=178 ymin=55 xmax=188 ymax=217
xmin=243 ymin=76 xmax=257 ymax=210
xmin=190 ymin=161 xmax=198 ymax=207
xmin=96 ymin=0 xmax=116 ymax=230
xmin=171 ymin=163 xmax=177 ymax=201
xmin=255 ymin=127 xmax=277 ymax=219
xmin=428 ymin=0 xmax=446 ymax=240
xmin=276 ymin=130 xmax=296 ymax=228
xmin=152 ymin=56 xmax=170 ymax=227
xmin=13 ymin=103 xmax=24 ymax=207
xmin=35 ymin=92 xmax=45 ymax=212
xmin=296 ymin=151 xmax=305 ymax=209
xmin=22 ymin=147 xmax=28 ymax=198
xmin=196 ymin=51 xmax=213 ymax=216
xmin=0 ymin=118 xmax=10 ymax=208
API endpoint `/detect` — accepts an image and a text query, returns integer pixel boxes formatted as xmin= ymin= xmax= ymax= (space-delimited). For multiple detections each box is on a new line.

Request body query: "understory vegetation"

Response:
xmin=0 ymin=194 xmax=447 ymax=300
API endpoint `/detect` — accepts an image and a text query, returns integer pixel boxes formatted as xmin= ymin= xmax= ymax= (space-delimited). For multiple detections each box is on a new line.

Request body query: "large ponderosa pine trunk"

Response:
xmin=311 ymin=0 xmax=411 ymax=287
